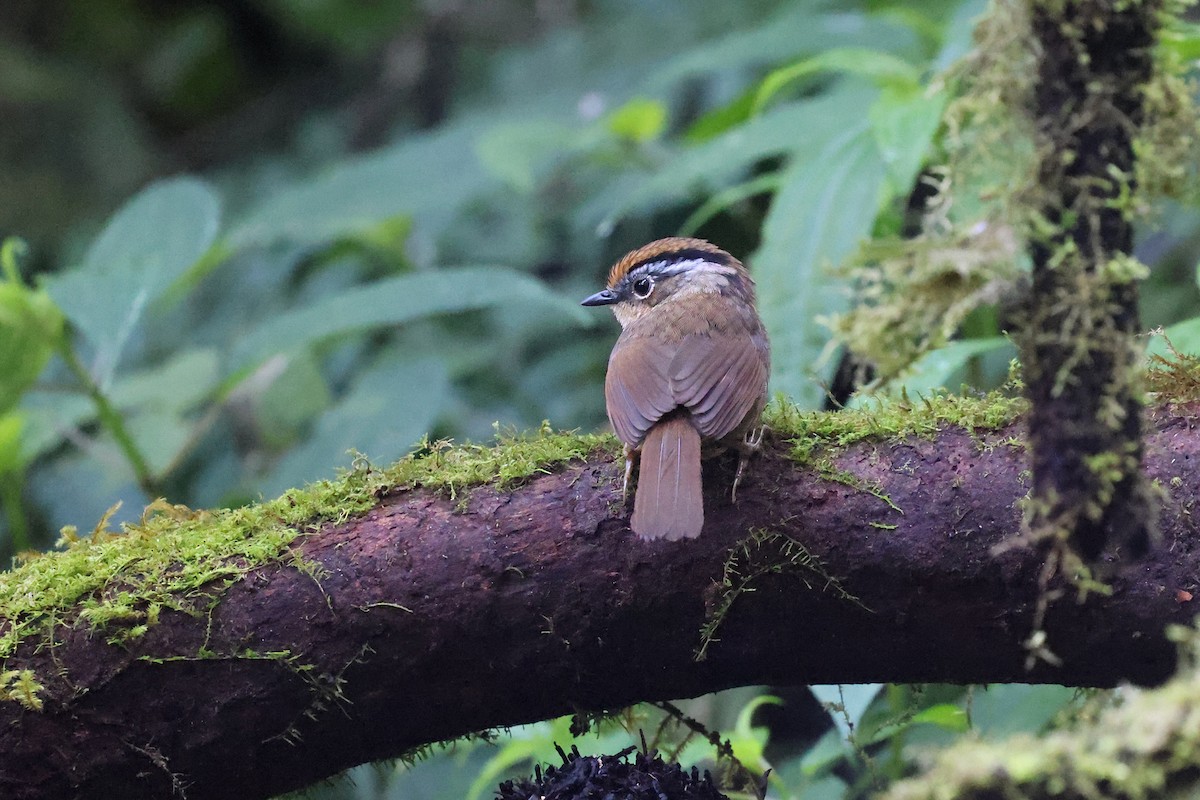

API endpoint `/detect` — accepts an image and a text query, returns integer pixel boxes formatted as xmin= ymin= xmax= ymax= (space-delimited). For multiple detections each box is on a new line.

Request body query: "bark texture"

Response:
xmin=3 ymin=404 xmax=1200 ymax=800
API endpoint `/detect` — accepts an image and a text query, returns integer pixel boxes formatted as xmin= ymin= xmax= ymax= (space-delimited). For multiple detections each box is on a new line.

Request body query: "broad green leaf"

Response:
xmin=799 ymin=728 xmax=852 ymax=777
xmin=259 ymin=357 xmax=448 ymax=496
xmin=753 ymin=48 xmax=921 ymax=114
xmin=106 ymin=349 xmax=221 ymax=476
xmin=969 ymin=684 xmax=1076 ymax=739
xmin=931 ymin=0 xmax=991 ymax=73
xmin=29 ymin=450 xmax=145 ymax=535
xmin=229 ymin=121 xmax=490 ymax=249
xmin=229 ymin=267 xmax=590 ymax=374
xmin=727 ymin=694 xmax=783 ymax=770
xmin=255 ymin=353 xmax=333 ymax=448
xmin=0 ymin=280 xmax=64 ymax=415
xmin=1152 ymin=317 xmax=1200 ymax=357
xmin=755 ymin=125 xmax=888 ymax=407
xmin=790 ymin=776 xmax=847 ymax=800
xmin=475 ymin=121 xmax=584 ymax=192
xmin=608 ymin=97 xmax=667 ymax=143
xmin=124 ymin=408 xmax=192 ymax=477
xmin=43 ymin=178 xmax=221 ymax=382
xmin=911 ymin=702 xmax=970 ymax=732
xmin=110 ymin=348 xmax=220 ymax=414
xmin=16 ymin=350 xmax=218 ymax=471
xmin=869 ymin=86 xmax=948 ymax=195
xmin=647 ymin=6 xmax=920 ymax=91
xmin=599 ymin=87 xmax=877 ymax=231
xmin=17 ymin=391 xmax=94 ymax=465
xmin=898 ymin=337 xmax=1013 ymax=395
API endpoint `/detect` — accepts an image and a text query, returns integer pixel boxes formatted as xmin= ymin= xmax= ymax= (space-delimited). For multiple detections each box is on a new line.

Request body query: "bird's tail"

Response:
xmin=632 ymin=415 xmax=703 ymax=540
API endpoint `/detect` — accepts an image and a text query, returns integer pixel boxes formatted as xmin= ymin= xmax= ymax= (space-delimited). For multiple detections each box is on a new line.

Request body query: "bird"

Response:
xmin=581 ymin=237 xmax=771 ymax=540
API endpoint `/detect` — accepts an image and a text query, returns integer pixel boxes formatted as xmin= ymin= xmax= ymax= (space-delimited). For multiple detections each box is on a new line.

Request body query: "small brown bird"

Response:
xmin=581 ymin=238 xmax=771 ymax=540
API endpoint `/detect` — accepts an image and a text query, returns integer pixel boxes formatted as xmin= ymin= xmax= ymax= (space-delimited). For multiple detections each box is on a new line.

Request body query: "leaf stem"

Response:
xmin=57 ymin=339 xmax=159 ymax=497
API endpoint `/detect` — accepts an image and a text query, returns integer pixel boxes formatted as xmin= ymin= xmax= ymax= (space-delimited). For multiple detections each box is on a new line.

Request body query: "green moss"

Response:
xmin=766 ymin=388 xmax=1026 ymax=465
xmin=0 ymin=668 xmax=43 ymax=710
xmin=0 ymin=423 xmax=614 ymax=705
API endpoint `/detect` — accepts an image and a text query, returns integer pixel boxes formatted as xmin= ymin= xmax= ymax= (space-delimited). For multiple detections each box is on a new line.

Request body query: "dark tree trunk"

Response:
xmin=2 ymin=403 xmax=1199 ymax=800
xmin=1020 ymin=0 xmax=1161 ymax=560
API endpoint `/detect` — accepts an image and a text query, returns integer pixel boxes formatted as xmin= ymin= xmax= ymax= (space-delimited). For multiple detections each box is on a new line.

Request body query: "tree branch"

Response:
xmin=2 ymin=401 xmax=1200 ymax=799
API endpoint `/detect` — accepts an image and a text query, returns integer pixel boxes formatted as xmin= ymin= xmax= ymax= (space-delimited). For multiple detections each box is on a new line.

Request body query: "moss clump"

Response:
xmin=0 ymin=423 xmax=614 ymax=704
xmin=1146 ymin=337 xmax=1200 ymax=404
xmin=0 ymin=668 xmax=44 ymax=710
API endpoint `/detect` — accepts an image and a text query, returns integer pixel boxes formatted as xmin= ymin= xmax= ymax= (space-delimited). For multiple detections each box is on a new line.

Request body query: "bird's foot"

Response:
xmin=730 ymin=426 xmax=765 ymax=503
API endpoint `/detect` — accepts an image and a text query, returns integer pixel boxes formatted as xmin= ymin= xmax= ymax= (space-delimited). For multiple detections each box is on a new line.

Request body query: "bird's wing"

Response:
xmin=604 ymin=335 xmax=678 ymax=446
xmin=669 ymin=332 xmax=769 ymax=440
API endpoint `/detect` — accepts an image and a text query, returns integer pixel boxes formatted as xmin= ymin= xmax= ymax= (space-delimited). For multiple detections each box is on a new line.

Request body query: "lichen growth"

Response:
xmin=0 ymin=422 xmax=614 ymax=706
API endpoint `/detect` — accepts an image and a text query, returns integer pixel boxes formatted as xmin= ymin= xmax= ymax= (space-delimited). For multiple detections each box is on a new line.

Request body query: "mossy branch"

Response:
xmin=2 ymin=394 xmax=1200 ymax=799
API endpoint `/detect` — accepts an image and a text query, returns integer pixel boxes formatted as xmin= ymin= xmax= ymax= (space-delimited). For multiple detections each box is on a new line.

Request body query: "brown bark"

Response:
xmin=3 ymin=403 xmax=1200 ymax=800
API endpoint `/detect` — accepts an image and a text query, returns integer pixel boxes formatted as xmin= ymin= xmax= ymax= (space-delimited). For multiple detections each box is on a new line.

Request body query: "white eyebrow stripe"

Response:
xmin=628 ymin=257 xmax=737 ymax=281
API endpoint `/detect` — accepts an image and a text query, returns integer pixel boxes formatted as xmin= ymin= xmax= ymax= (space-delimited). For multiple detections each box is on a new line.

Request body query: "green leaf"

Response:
xmin=0 ymin=278 xmax=64 ymax=415
xmin=1149 ymin=318 xmax=1200 ymax=358
xmin=123 ymin=408 xmax=192 ymax=477
xmin=753 ymin=48 xmax=921 ymax=114
xmin=106 ymin=349 xmax=222 ymax=476
xmin=969 ymin=684 xmax=1076 ymax=739
xmin=229 ymin=122 xmax=490 ymax=249
xmin=475 ymin=121 xmax=583 ymax=192
xmin=646 ymin=6 xmax=920 ymax=92
xmin=259 ymin=357 xmax=448 ymax=496
xmin=255 ymin=352 xmax=333 ymax=448
xmin=229 ymin=267 xmax=590 ymax=374
xmin=608 ymin=97 xmax=668 ymax=143
xmin=1161 ymin=20 xmax=1200 ymax=61
xmin=110 ymin=348 xmax=220 ymax=414
xmin=43 ymin=178 xmax=221 ymax=380
xmin=754 ymin=125 xmax=888 ymax=407
xmin=17 ymin=391 xmax=94 ymax=464
xmin=898 ymin=337 xmax=1013 ymax=394
xmin=599 ymin=87 xmax=877 ymax=231
xmin=911 ymin=703 xmax=970 ymax=732
xmin=869 ymin=86 xmax=948 ymax=195
xmin=798 ymin=728 xmax=852 ymax=777
xmin=727 ymin=694 xmax=782 ymax=771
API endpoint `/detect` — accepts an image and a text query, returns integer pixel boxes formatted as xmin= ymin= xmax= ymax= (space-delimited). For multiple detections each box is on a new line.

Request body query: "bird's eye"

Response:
xmin=632 ymin=277 xmax=654 ymax=299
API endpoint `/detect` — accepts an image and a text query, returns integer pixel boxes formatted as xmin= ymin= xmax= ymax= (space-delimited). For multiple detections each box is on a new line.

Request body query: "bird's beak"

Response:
xmin=580 ymin=288 xmax=619 ymax=307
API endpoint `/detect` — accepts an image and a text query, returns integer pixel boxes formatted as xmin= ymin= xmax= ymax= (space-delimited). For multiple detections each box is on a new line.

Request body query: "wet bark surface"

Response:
xmin=3 ymin=404 xmax=1200 ymax=799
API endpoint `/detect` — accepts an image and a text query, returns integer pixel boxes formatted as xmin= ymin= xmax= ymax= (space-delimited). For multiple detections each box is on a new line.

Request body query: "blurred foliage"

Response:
xmin=3 ymin=0 xmax=1200 ymax=798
